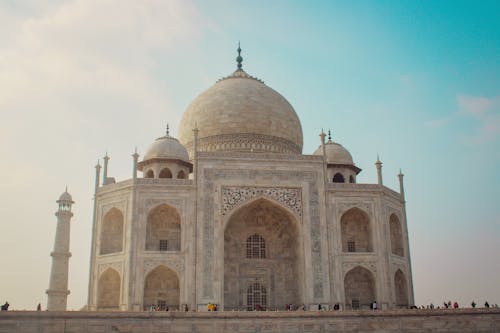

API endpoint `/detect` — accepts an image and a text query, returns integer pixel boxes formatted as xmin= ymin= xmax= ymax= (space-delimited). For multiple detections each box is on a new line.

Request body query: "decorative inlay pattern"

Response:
xmin=185 ymin=133 xmax=302 ymax=156
xmin=342 ymin=262 xmax=377 ymax=276
xmin=144 ymin=259 xmax=184 ymax=276
xmin=337 ymin=202 xmax=373 ymax=217
xmin=98 ymin=262 xmax=123 ymax=277
xmin=221 ymin=186 xmax=302 ymax=219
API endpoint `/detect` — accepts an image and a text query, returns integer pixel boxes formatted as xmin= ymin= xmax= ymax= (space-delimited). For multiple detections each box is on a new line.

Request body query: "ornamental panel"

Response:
xmin=221 ymin=186 xmax=302 ymax=220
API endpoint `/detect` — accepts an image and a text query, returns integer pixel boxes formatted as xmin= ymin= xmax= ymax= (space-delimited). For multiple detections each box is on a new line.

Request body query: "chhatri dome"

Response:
xmin=142 ymin=125 xmax=189 ymax=162
xmin=313 ymin=130 xmax=355 ymax=165
xmin=178 ymin=44 xmax=303 ymax=154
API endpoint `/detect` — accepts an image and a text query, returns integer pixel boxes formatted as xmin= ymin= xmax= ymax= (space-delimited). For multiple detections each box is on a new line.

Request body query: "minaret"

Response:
xmin=46 ymin=189 xmax=74 ymax=311
xmin=102 ymin=153 xmax=110 ymax=185
xmin=375 ymin=155 xmax=383 ymax=185
xmin=398 ymin=168 xmax=405 ymax=200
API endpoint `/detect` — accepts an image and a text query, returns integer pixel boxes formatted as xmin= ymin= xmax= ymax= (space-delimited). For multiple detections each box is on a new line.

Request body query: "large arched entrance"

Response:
xmin=143 ymin=265 xmax=180 ymax=310
xmin=224 ymin=198 xmax=302 ymax=310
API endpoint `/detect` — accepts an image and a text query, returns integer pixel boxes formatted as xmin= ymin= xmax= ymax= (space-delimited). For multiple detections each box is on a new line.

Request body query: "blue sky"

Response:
xmin=0 ymin=0 xmax=498 ymax=309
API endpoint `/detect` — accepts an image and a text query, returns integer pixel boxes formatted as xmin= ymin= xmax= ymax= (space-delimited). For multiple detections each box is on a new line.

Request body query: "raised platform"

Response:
xmin=1 ymin=308 xmax=499 ymax=333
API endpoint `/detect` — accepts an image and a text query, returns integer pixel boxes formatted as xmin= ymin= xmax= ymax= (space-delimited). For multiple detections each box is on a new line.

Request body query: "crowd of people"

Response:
xmin=1 ymin=299 xmax=498 ymax=312
xmin=411 ymin=300 xmax=498 ymax=310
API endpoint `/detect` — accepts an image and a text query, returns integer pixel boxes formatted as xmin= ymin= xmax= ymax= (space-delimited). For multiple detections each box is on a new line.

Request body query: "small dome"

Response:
xmin=58 ymin=191 xmax=73 ymax=203
xmin=143 ymin=135 xmax=189 ymax=162
xmin=314 ymin=140 xmax=354 ymax=165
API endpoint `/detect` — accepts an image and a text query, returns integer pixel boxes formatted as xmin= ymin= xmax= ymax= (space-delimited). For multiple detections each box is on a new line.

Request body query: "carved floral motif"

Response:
xmin=221 ymin=186 xmax=302 ymax=219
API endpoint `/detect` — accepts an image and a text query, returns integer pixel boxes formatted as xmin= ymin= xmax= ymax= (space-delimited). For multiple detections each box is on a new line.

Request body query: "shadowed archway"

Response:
xmin=224 ymin=198 xmax=303 ymax=310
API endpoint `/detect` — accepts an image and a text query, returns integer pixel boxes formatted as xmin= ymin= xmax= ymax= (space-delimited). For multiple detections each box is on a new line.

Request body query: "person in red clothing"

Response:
xmin=453 ymin=302 xmax=459 ymax=309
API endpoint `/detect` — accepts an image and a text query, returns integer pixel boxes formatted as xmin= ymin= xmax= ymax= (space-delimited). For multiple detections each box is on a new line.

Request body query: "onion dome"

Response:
xmin=58 ymin=189 xmax=73 ymax=203
xmin=138 ymin=126 xmax=192 ymax=173
xmin=178 ymin=44 xmax=303 ymax=154
xmin=314 ymin=131 xmax=361 ymax=174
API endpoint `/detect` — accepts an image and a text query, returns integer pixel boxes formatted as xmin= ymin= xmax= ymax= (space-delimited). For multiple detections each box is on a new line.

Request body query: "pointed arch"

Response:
xmin=159 ymin=168 xmax=172 ymax=179
xmin=143 ymin=265 xmax=179 ymax=310
xmin=395 ymin=269 xmax=408 ymax=308
xmin=100 ymin=208 xmax=124 ymax=255
xmin=97 ymin=268 xmax=121 ymax=310
xmin=389 ymin=214 xmax=404 ymax=256
xmin=341 ymin=207 xmax=372 ymax=252
xmin=145 ymin=204 xmax=181 ymax=251
xmin=344 ymin=266 xmax=375 ymax=310
xmin=349 ymin=175 xmax=355 ymax=183
xmin=224 ymin=198 xmax=303 ymax=310
xmin=333 ymin=173 xmax=345 ymax=183
xmin=177 ymin=170 xmax=186 ymax=179
xmin=145 ymin=169 xmax=154 ymax=178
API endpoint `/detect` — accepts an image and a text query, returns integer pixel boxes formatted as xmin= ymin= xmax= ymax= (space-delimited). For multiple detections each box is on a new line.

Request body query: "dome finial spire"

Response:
xmin=236 ymin=42 xmax=243 ymax=70
xmin=328 ymin=129 xmax=332 ymax=141
xmin=166 ymin=123 xmax=170 ymax=137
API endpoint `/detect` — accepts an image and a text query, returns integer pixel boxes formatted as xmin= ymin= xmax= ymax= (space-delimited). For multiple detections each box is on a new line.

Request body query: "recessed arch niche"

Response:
xmin=224 ymin=198 xmax=303 ymax=310
xmin=97 ymin=268 xmax=121 ymax=310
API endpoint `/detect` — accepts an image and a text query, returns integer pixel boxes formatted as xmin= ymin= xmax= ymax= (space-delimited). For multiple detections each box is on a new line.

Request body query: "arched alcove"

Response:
xmin=100 ymin=208 xmax=124 ymax=255
xmin=349 ymin=175 xmax=355 ymax=183
xmin=333 ymin=173 xmax=345 ymax=183
xmin=145 ymin=169 xmax=154 ymax=178
xmin=145 ymin=204 xmax=181 ymax=251
xmin=143 ymin=265 xmax=179 ymax=310
xmin=344 ymin=266 xmax=375 ymax=309
xmin=389 ymin=214 xmax=404 ymax=256
xmin=341 ymin=208 xmax=372 ymax=252
xmin=224 ymin=198 xmax=302 ymax=310
xmin=395 ymin=269 xmax=408 ymax=308
xmin=159 ymin=168 xmax=173 ymax=179
xmin=97 ymin=268 xmax=121 ymax=310
xmin=177 ymin=170 xmax=186 ymax=179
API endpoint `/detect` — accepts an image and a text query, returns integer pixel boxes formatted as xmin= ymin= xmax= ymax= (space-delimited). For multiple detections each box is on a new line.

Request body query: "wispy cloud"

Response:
xmin=456 ymin=95 xmax=500 ymax=143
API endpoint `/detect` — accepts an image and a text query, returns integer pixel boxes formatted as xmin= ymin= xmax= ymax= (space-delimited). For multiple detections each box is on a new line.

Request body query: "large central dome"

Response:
xmin=178 ymin=50 xmax=303 ymax=155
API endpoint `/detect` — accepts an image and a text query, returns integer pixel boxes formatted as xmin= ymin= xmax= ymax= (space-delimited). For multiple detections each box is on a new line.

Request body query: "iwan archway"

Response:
xmin=223 ymin=198 xmax=303 ymax=310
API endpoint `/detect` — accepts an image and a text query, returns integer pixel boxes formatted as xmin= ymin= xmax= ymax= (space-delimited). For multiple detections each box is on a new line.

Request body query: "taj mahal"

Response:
xmin=46 ymin=46 xmax=414 ymax=313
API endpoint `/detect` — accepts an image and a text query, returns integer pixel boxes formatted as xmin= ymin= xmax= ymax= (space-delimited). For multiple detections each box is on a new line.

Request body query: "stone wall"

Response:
xmin=1 ymin=309 xmax=499 ymax=333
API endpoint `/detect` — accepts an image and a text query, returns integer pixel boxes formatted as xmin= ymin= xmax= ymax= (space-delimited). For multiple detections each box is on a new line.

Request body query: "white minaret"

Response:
xmin=375 ymin=155 xmax=383 ymax=185
xmin=46 ymin=189 xmax=74 ymax=311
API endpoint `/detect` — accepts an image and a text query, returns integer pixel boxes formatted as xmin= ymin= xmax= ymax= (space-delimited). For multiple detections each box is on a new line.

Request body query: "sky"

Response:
xmin=0 ymin=0 xmax=498 ymax=310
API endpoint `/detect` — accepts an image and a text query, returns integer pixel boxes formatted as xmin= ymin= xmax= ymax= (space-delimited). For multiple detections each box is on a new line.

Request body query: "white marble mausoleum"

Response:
xmin=81 ymin=47 xmax=414 ymax=312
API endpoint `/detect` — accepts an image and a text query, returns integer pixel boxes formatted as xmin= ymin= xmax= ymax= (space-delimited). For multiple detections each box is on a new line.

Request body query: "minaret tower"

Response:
xmin=46 ymin=189 xmax=74 ymax=311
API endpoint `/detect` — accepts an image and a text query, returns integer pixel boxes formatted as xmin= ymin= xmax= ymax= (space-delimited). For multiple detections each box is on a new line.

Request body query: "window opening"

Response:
xmin=246 ymin=234 xmax=266 ymax=258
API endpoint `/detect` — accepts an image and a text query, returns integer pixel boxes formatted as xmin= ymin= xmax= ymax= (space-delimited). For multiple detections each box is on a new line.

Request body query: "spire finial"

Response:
xmin=236 ymin=42 xmax=243 ymax=70
xmin=65 ymin=185 xmax=68 ymax=193
xmin=328 ymin=129 xmax=332 ymax=141
xmin=166 ymin=124 xmax=170 ymax=136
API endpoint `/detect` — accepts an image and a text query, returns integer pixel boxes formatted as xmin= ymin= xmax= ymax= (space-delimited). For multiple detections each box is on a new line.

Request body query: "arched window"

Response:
xmin=333 ymin=173 xmax=345 ymax=183
xmin=177 ymin=170 xmax=186 ymax=179
xmin=341 ymin=208 xmax=372 ymax=252
xmin=145 ymin=204 xmax=181 ymax=251
xmin=394 ymin=270 xmax=408 ymax=308
xmin=100 ymin=208 xmax=124 ymax=255
xmin=389 ymin=214 xmax=404 ymax=256
xmin=349 ymin=175 xmax=355 ymax=183
xmin=159 ymin=168 xmax=172 ymax=178
xmin=145 ymin=170 xmax=154 ymax=178
xmin=97 ymin=269 xmax=121 ymax=310
xmin=247 ymin=283 xmax=267 ymax=311
xmin=344 ymin=266 xmax=375 ymax=310
xmin=246 ymin=234 xmax=266 ymax=258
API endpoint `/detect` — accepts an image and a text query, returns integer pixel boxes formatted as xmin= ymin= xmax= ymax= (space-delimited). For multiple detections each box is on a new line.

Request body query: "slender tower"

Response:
xmin=46 ymin=189 xmax=74 ymax=311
